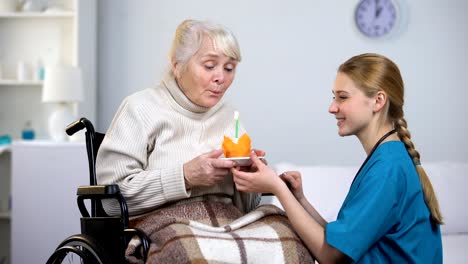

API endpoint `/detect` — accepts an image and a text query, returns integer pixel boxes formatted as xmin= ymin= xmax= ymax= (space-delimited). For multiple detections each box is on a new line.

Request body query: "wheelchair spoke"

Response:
xmin=46 ymin=234 xmax=112 ymax=264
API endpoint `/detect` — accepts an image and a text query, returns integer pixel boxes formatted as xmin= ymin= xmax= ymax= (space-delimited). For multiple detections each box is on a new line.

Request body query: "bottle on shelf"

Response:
xmin=33 ymin=58 xmax=45 ymax=81
xmin=0 ymin=135 xmax=11 ymax=145
xmin=21 ymin=120 xmax=35 ymax=140
xmin=16 ymin=61 xmax=28 ymax=81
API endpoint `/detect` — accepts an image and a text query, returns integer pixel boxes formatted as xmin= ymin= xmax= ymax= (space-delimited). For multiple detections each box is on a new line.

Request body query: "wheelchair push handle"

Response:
xmin=66 ymin=117 xmax=95 ymax=136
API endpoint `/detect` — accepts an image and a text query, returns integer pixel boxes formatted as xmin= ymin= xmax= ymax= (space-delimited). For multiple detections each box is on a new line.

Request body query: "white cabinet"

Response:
xmin=0 ymin=0 xmax=96 ymax=140
xmin=11 ymin=141 xmax=88 ymax=264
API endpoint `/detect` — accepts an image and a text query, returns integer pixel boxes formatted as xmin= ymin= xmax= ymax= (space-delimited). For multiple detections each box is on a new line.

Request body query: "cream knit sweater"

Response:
xmin=96 ymin=72 xmax=260 ymax=216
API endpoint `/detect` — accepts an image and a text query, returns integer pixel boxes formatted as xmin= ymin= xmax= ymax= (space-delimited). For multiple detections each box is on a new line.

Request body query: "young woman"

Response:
xmin=232 ymin=53 xmax=443 ymax=263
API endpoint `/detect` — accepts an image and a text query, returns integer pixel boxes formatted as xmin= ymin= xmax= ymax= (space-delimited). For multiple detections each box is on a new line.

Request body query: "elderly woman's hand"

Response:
xmin=183 ymin=149 xmax=235 ymax=188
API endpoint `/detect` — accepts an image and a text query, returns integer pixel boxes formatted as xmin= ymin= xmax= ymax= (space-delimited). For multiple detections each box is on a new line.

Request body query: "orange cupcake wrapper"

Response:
xmin=222 ymin=133 xmax=251 ymax=158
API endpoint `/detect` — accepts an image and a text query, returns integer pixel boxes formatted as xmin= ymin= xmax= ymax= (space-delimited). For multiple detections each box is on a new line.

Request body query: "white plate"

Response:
xmin=220 ymin=156 xmax=265 ymax=166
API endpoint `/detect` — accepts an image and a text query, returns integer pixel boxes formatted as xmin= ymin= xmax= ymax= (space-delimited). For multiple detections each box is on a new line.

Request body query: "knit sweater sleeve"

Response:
xmin=96 ymin=96 xmax=190 ymax=216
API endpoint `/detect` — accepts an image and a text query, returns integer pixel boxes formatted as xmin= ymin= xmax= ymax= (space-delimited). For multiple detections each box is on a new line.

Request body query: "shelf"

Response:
xmin=0 ymin=211 xmax=10 ymax=220
xmin=0 ymin=11 xmax=74 ymax=18
xmin=0 ymin=80 xmax=42 ymax=86
xmin=12 ymin=140 xmax=85 ymax=147
xmin=0 ymin=2 xmax=96 ymax=262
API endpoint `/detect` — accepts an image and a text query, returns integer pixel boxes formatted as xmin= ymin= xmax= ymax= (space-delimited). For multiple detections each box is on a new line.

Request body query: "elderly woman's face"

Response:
xmin=175 ymin=37 xmax=238 ymax=108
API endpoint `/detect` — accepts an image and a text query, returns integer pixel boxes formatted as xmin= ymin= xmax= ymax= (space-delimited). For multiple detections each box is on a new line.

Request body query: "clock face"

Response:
xmin=355 ymin=0 xmax=398 ymax=38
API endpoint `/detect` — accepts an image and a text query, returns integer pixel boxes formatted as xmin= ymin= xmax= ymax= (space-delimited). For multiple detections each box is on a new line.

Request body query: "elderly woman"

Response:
xmin=96 ymin=19 xmax=312 ymax=263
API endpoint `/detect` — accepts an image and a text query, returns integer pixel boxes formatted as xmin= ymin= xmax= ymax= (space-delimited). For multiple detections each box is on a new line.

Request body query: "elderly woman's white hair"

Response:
xmin=169 ymin=19 xmax=241 ymax=74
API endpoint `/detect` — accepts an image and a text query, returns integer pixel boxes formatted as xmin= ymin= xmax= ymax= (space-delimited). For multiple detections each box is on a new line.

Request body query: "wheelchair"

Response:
xmin=46 ymin=118 xmax=150 ymax=264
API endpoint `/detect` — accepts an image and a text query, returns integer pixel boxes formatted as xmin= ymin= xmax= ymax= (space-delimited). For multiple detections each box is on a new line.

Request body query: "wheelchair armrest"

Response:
xmin=77 ymin=184 xmax=120 ymax=196
xmin=77 ymin=184 xmax=130 ymax=228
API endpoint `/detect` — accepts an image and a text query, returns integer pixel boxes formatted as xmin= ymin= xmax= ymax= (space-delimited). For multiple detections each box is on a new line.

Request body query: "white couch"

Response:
xmin=261 ymin=162 xmax=468 ymax=263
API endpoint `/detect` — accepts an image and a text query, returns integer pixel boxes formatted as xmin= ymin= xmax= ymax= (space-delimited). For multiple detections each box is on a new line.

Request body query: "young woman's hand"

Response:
xmin=183 ymin=149 xmax=235 ymax=188
xmin=231 ymin=151 xmax=284 ymax=194
xmin=279 ymin=171 xmax=305 ymax=202
xmin=239 ymin=148 xmax=267 ymax=172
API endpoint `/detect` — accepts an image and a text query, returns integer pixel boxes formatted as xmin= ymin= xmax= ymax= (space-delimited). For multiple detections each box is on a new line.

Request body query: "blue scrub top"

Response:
xmin=326 ymin=141 xmax=442 ymax=263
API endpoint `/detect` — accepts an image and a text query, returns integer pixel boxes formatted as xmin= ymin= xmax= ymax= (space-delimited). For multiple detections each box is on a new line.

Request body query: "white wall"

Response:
xmin=97 ymin=0 xmax=468 ymax=166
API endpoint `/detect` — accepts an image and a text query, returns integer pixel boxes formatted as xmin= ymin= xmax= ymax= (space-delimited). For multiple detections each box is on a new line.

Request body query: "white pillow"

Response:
xmin=423 ymin=162 xmax=468 ymax=234
xmin=261 ymin=162 xmax=357 ymax=222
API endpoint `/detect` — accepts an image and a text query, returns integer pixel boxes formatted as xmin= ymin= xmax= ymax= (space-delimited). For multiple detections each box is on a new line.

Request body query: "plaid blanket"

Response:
xmin=126 ymin=195 xmax=314 ymax=263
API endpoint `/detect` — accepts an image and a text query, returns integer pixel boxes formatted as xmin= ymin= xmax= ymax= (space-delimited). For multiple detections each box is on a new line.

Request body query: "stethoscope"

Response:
xmin=350 ymin=129 xmax=397 ymax=187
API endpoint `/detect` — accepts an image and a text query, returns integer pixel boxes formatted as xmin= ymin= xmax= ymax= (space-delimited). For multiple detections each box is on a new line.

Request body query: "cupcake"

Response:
xmin=222 ymin=133 xmax=251 ymax=158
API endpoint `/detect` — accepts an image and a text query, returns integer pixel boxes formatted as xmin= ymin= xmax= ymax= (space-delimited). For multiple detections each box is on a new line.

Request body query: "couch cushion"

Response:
xmin=260 ymin=162 xmax=468 ymax=235
xmin=423 ymin=162 xmax=468 ymax=234
xmin=441 ymin=233 xmax=468 ymax=264
xmin=261 ymin=163 xmax=357 ymax=222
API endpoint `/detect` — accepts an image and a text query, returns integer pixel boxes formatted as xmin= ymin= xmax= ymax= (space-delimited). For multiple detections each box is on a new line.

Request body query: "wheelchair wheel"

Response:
xmin=46 ymin=234 xmax=113 ymax=264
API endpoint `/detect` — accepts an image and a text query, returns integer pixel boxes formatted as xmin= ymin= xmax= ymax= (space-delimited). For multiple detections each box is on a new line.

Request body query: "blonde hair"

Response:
xmin=169 ymin=19 xmax=241 ymax=73
xmin=338 ymin=53 xmax=443 ymax=225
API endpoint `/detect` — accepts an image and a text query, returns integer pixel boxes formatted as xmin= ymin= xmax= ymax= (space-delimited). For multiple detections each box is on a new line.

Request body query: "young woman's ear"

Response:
xmin=373 ymin=91 xmax=387 ymax=113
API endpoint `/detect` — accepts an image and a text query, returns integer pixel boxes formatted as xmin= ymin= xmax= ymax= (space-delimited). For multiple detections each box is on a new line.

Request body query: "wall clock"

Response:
xmin=354 ymin=0 xmax=400 ymax=39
